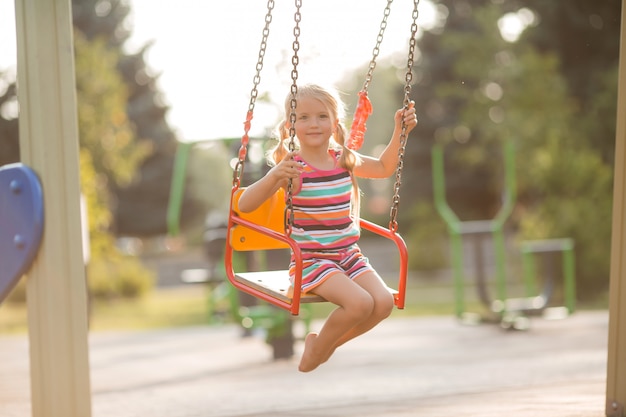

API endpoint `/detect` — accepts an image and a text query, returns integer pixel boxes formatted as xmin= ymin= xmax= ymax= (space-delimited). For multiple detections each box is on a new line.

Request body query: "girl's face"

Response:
xmin=293 ymin=96 xmax=337 ymax=149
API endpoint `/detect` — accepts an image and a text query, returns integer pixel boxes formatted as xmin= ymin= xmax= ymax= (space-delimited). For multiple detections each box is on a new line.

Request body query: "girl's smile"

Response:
xmin=294 ymin=96 xmax=336 ymax=148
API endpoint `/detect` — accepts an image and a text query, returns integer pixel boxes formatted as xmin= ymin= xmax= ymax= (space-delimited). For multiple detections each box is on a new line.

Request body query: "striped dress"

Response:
xmin=290 ymin=150 xmax=360 ymax=251
xmin=288 ymin=151 xmax=373 ymax=293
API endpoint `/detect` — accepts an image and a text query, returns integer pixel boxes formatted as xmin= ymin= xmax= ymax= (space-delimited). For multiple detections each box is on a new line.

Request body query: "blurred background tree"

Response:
xmin=1 ymin=0 xmax=198 ymax=300
xmin=405 ymin=0 xmax=619 ymax=299
xmin=0 ymin=0 xmax=620 ymax=304
xmin=72 ymin=0 xmax=205 ymax=236
xmin=73 ymin=30 xmax=148 ymax=259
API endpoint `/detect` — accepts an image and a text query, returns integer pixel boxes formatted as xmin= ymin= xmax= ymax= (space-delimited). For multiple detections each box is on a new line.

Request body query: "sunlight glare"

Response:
xmin=498 ymin=8 xmax=536 ymax=43
xmin=0 ymin=2 xmax=16 ymax=71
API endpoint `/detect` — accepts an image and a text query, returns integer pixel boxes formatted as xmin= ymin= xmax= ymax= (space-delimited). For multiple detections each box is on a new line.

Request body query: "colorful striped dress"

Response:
xmin=291 ymin=150 xmax=359 ymax=250
xmin=288 ymin=150 xmax=373 ymax=292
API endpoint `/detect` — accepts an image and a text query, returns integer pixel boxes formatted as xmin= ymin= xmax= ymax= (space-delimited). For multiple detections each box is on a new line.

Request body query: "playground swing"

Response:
xmin=224 ymin=0 xmax=420 ymax=315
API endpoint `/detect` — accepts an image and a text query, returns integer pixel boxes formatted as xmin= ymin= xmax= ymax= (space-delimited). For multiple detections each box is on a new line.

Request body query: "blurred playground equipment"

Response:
xmin=167 ymin=139 xmax=311 ymax=359
xmin=432 ymin=141 xmax=576 ymax=330
xmin=0 ymin=163 xmax=44 ymax=303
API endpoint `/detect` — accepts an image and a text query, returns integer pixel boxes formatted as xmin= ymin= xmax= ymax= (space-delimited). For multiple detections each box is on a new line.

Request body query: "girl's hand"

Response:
xmin=394 ymin=100 xmax=418 ymax=133
xmin=269 ymin=152 xmax=302 ymax=185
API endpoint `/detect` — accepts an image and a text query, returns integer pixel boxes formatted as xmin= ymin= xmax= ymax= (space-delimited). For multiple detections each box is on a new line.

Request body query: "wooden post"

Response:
xmin=15 ymin=1 xmax=92 ymax=416
xmin=606 ymin=1 xmax=626 ymax=416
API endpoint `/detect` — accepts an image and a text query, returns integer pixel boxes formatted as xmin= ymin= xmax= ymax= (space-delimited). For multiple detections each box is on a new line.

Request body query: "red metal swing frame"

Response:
xmin=224 ymin=187 xmax=409 ymax=315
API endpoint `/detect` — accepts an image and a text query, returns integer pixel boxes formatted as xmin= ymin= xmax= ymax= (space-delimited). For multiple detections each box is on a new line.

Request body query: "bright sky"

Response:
xmin=0 ymin=0 xmax=438 ymax=141
xmin=0 ymin=1 xmax=529 ymax=141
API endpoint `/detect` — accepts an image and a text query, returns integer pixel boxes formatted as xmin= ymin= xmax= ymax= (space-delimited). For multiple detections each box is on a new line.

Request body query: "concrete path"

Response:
xmin=0 ymin=310 xmax=608 ymax=417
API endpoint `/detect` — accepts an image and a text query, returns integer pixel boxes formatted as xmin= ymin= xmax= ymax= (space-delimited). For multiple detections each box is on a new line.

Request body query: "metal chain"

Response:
xmin=233 ymin=0 xmax=275 ymax=189
xmin=389 ymin=0 xmax=419 ymax=232
xmin=284 ymin=0 xmax=302 ymax=235
xmin=362 ymin=0 xmax=393 ymax=92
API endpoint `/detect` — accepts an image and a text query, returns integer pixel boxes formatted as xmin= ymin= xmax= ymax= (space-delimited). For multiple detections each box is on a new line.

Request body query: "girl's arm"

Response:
xmin=353 ymin=101 xmax=417 ymax=179
xmin=237 ymin=152 xmax=302 ymax=213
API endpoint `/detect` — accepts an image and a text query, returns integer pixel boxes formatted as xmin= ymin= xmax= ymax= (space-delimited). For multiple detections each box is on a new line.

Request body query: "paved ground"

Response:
xmin=0 ymin=309 xmax=608 ymax=417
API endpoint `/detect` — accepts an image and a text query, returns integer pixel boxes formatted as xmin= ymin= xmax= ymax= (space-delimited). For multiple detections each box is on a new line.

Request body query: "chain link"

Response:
xmin=389 ymin=0 xmax=419 ymax=232
xmin=362 ymin=0 xmax=393 ymax=92
xmin=284 ymin=0 xmax=302 ymax=235
xmin=235 ymin=0 xmax=418 ymax=234
xmin=234 ymin=0 xmax=275 ymax=189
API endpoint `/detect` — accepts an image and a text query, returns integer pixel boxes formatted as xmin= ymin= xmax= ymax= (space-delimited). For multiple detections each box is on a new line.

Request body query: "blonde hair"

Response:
xmin=269 ymin=84 xmax=362 ymax=220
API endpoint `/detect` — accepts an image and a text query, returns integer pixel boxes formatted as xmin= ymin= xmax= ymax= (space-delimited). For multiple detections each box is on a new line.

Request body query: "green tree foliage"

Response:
xmin=0 ymin=2 xmax=163 ymax=299
xmin=186 ymin=141 xmax=232 ymax=213
xmin=1 ymin=1 xmax=619 ymax=302
xmin=411 ymin=0 xmax=616 ymax=298
xmin=74 ymin=30 xmax=149 ymax=256
xmin=403 ymin=0 xmax=494 ymax=217
xmin=72 ymin=0 xmax=203 ymax=236
xmin=2 ymin=0 xmax=200 ymax=236
xmin=522 ymin=1 xmax=621 ymax=106
xmin=74 ymin=30 xmax=155 ymax=299
xmin=518 ymin=136 xmax=613 ymax=299
xmin=520 ymin=0 xmax=621 ymax=165
xmin=74 ymin=31 xmax=150 ymax=188
xmin=72 ymin=0 xmax=132 ymax=46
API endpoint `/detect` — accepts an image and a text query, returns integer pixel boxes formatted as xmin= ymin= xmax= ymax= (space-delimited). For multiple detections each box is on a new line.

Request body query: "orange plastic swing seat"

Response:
xmin=225 ymin=187 xmax=408 ymax=315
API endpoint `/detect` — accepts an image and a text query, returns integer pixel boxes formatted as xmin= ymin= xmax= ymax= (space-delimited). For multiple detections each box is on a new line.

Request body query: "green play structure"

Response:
xmin=431 ymin=141 xmax=576 ymax=329
xmin=166 ymin=139 xmax=312 ymax=359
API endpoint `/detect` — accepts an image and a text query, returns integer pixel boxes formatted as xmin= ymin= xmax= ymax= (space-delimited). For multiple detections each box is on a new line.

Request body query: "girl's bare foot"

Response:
xmin=298 ymin=332 xmax=322 ymax=372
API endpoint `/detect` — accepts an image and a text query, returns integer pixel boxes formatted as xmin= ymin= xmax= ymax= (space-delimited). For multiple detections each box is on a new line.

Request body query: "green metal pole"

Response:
xmin=166 ymin=141 xmax=193 ymax=236
xmin=492 ymin=229 xmax=508 ymax=303
xmin=450 ymin=233 xmax=465 ymax=317
xmin=491 ymin=140 xmax=517 ymax=306
xmin=432 ymin=144 xmax=465 ymax=317
xmin=521 ymin=246 xmax=538 ymax=297
xmin=562 ymin=240 xmax=576 ymax=314
xmin=431 ymin=145 xmax=462 ymax=232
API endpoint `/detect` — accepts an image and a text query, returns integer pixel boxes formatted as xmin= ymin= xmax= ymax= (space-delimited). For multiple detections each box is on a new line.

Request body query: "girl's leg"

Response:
xmin=298 ymin=273 xmax=375 ymax=372
xmin=325 ymin=271 xmax=394 ymax=353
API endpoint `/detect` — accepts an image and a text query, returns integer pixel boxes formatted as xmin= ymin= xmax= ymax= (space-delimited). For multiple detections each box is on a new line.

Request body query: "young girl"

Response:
xmin=238 ymin=84 xmax=417 ymax=372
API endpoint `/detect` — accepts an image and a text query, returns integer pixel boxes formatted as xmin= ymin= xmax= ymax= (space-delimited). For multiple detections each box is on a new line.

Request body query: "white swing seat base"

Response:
xmin=234 ymin=270 xmax=326 ymax=304
xmin=233 ymin=270 xmax=400 ymax=306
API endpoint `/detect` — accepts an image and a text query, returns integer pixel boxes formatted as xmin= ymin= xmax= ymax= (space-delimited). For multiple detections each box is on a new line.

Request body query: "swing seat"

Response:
xmin=233 ymin=270 xmax=325 ymax=304
xmin=226 ymin=188 xmax=408 ymax=315
xmin=230 ymin=188 xmax=289 ymax=251
xmin=233 ymin=270 xmax=401 ymax=306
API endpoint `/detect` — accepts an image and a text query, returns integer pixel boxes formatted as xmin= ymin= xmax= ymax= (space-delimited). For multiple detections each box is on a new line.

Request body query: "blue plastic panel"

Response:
xmin=0 ymin=163 xmax=44 ymax=303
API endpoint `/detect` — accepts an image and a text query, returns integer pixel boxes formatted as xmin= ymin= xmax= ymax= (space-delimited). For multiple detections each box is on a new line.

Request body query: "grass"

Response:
xmin=0 ymin=303 xmax=28 ymax=334
xmin=0 ymin=281 xmax=458 ymax=334
xmin=0 ymin=286 xmax=211 ymax=334
xmin=0 ymin=279 xmax=605 ymax=335
xmin=88 ymin=286 xmax=210 ymax=331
